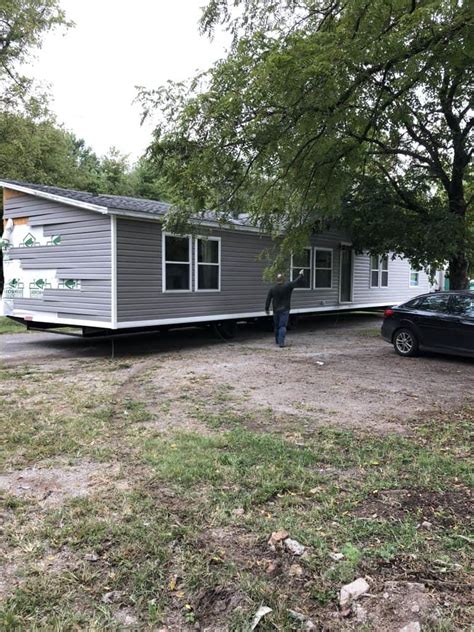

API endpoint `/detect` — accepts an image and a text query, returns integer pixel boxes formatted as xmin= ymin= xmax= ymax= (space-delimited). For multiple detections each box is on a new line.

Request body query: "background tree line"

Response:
xmin=0 ymin=0 xmax=169 ymax=197
xmin=1 ymin=0 xmax=472 ymax=289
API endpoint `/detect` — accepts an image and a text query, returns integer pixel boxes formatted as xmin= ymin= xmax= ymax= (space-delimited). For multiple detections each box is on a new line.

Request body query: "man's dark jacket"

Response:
xmin=265 ymin=274 xmax=303 ymax=313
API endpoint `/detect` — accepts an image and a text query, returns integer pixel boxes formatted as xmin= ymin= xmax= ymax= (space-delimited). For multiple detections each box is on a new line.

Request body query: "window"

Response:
xmin=314 ymin=248 xmax=333 ymax=289
xmin=291 ymin=248 xmax=311 ymax=288
xmin=381 ymin=256 xmax=388 ymax=287
xmin=370 ymin=255 xmax=389 ymax=287
xmin=450 ymin=294 xmax=474 ymax=318
xmin=403 ymin=297 xmax=422 ymax=309
xmin=410 ymin=269 xmax=420 ymax=287
xmin=196 ymin=237 xmax=220 ymax=291
xmin=419 ymin=294 xmax=449 ymax=313
xmin=163 ymin=234 xmax=191 ymax=291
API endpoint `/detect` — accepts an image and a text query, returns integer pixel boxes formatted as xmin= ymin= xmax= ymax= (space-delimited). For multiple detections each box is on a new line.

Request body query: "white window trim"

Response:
xmin=291 ymin=248 xmax=312 ymax=290
xmin=370 ymin=255 xmax=389 ymax=288
xmin=380 ymin=255 xmax=389 ymax=288
xmin=314 ymin=247 xmax=333 ymax=290
xmin=195 ymin=236 xmax=221 ymax=292
xmin=162 ymin=232 xmax=192 ymax=293
xmin=409 ymin=269 xmax=420 ymax=288
xmin=339 ymin=242 xmax=354 ymax=303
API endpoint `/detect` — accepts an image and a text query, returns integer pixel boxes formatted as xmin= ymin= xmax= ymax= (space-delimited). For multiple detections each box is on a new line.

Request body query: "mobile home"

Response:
xmin=1 ymin=179 xmax=436 ymax=335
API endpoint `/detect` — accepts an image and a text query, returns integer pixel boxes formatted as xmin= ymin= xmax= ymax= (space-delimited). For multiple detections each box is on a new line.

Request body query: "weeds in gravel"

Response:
xmin=0 ymin=356 xmax=472 ymax=630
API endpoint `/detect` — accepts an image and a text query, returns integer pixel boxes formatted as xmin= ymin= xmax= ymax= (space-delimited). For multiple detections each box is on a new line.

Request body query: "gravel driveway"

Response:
xmin=1 ymin=312 xmax=472 ymax=434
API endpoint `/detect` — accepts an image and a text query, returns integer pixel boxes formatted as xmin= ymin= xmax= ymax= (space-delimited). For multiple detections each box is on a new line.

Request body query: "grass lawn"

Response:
xmin=0 ymin=357 xmax=472 ymax=630
xmin=0 ymin=317 xmax=25 ymax=335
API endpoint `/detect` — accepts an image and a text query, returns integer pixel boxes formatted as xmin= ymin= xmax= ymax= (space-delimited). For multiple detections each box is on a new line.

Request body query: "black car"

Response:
xmin=381 ymin=291 xmax=474 ymax=358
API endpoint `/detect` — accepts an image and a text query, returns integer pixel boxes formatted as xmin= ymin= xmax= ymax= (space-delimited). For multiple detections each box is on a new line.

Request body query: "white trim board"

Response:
xmin=8 ymin=301 xmax=392 ymax=331
xmin=109 ymin=209 xmax=265 ymax=234
xmin=0 ymin=181 xmax=109 ymax=214
xmin=111 ymin=215 xmax=118 ymax=328
xmin=115 ymin=302 xmax=392 ymax=329
xmin=8 ymin=309 xmax=114 ymax=329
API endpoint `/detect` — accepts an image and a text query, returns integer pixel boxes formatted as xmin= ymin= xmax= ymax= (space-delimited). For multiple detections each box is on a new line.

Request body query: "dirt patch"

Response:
xmin=198 ymin=526 xmax=269 ymax=570
xmin=353 ymin=487 xmax=473 ymax=527
xmin=3 ymin=315 xmax=474 ymax=435
xmin=195 ymin=585 xmax=249 ymax=631
xmin=0 ymin=461 xmax=129 ymax=507
xmin=349 ymin=581 xmax=440 ymax=631
xmin=119 ymin=315 xmax=474 ymax=435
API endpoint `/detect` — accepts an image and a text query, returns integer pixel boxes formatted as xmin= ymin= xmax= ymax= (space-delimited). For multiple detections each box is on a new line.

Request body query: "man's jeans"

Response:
xmin=273 ymin=310 xmax=289 ymax=346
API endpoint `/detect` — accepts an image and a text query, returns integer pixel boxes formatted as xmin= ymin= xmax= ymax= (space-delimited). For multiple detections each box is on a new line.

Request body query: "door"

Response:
xmin=447 ymin=294 xmax=474 ymax=353
xmin=412 ymin=293 xmax=454 ymax=349
xmin=339 ymin=245 xmax=353 ymax=303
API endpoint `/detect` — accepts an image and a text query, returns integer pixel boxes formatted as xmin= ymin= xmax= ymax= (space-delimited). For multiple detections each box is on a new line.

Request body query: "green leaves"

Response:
xmin=139 ymin=0 xmax=473 ymax=287
xmin=0 ymin=1 xmax=70 ymax=111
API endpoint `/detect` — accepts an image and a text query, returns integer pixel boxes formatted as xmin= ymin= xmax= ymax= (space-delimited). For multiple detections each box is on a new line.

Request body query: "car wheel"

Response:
xmin=393 ymin=328 xmax=419 ymax=357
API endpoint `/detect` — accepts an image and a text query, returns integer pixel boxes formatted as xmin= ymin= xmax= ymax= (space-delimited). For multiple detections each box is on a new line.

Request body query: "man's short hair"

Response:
xmin=276 ymin=273 xmax=284 ymax=281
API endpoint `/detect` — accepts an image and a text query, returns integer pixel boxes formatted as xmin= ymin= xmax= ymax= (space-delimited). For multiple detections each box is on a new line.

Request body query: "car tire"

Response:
xmin=393 ymin=328 xmax=419 ymax=357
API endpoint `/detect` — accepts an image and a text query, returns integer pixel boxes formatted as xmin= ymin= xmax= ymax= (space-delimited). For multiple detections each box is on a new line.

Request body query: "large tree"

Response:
xmin=1 ymin=0 xmax=69 ymax=110
xmin=139 ymin=0 xmax=473 ymax=288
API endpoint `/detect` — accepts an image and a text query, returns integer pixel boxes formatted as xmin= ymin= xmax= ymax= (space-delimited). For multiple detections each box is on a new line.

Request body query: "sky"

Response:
xmin=27 ymin=0 xmax=229 ymax=163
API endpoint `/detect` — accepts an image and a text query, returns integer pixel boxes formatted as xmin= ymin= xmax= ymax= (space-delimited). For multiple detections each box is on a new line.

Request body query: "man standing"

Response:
xmin=265 ymin=270 xmax=304 ymax=347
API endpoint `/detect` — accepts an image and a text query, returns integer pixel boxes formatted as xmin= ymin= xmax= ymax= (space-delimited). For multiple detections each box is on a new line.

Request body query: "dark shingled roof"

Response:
xmin=0 ymin=179 xmax=172 ymax=215
xmin=0 ymin=179 xmax=256 ymax=228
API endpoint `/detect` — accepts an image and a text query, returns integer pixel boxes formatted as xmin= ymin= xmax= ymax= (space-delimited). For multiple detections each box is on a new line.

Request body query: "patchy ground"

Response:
xmin=0 ymin=313 xmax=473 ymax=630
xmin=2 ymin=313 xmax=473 ymax=433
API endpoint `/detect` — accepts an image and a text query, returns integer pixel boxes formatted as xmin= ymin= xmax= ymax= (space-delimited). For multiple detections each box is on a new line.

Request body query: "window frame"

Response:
xmin=194 ymin=235 xmax=221 ymax=292
xmin=370 ymin=255 xmax=389 ymax=288
xmin=448 ymin=293 xmax=474 ymax=318
xmin=409 ymin=269 xmax=420 ymax=288
xmin=162 ymin=232 xmax=193 ymax=293
xmin=314 ymin=247 xmax=333 ymax=290
xmin=290 ymin=247 xmax=312 ymax=290
xmin=418 ymin=293 xmax=450 ymax=314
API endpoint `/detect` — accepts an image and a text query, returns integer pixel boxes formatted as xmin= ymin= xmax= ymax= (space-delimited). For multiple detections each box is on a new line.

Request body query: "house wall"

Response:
xmin=2 ymin=192 xmax=112 ymax=324
xmin=116 ymin=218 xmax=433 ymax=325
xmin=116 ymin=219 xmax=272 ymax=322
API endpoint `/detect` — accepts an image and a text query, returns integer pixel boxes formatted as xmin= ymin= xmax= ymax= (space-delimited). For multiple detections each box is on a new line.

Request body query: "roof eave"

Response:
xmin=106 ymin=208 xmax=265 ymax=234
xmin=0 ymin=181 xmax=109 ymax=214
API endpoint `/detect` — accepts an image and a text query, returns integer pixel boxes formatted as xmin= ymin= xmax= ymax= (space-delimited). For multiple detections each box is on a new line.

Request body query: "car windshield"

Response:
xmin=450 ymin=294 xmax=474 ymax=317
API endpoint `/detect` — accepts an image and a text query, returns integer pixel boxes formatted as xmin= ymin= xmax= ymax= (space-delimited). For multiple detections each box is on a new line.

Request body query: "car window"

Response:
xmin=418 ymin=294 xmax=450 ymax=313
xmin=403 ymin=297 xmax=422 ymax=308
xmin=449 ymin=295 xmax=474 ymax=317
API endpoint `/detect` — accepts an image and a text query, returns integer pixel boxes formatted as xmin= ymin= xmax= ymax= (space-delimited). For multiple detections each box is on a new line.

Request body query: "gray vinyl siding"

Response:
xmin=116 ymin=219 xmax=433 ymax=323
xmin=116 ymin=219 xmax=271 ymax=322
xmin=4 ymin=193 xmax=111 ymax=322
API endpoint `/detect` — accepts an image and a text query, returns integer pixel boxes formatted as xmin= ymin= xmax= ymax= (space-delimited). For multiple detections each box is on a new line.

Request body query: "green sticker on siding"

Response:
xmin=22 ymin=233 xmax=39 ymax=247
xmin=4 ymin=278 xmax=24 ymax=299
xmin=29 ymin=279 xmax=52 ymax=298
xmin=58 ymin=279 xmax=81 ymax=290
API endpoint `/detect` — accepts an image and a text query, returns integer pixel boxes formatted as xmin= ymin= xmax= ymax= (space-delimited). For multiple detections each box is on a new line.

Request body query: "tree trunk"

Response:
xmin=447 ymin=179 xmax=468 ymax=289
xmin=448 ymin=253 xmax=469 ymax=290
